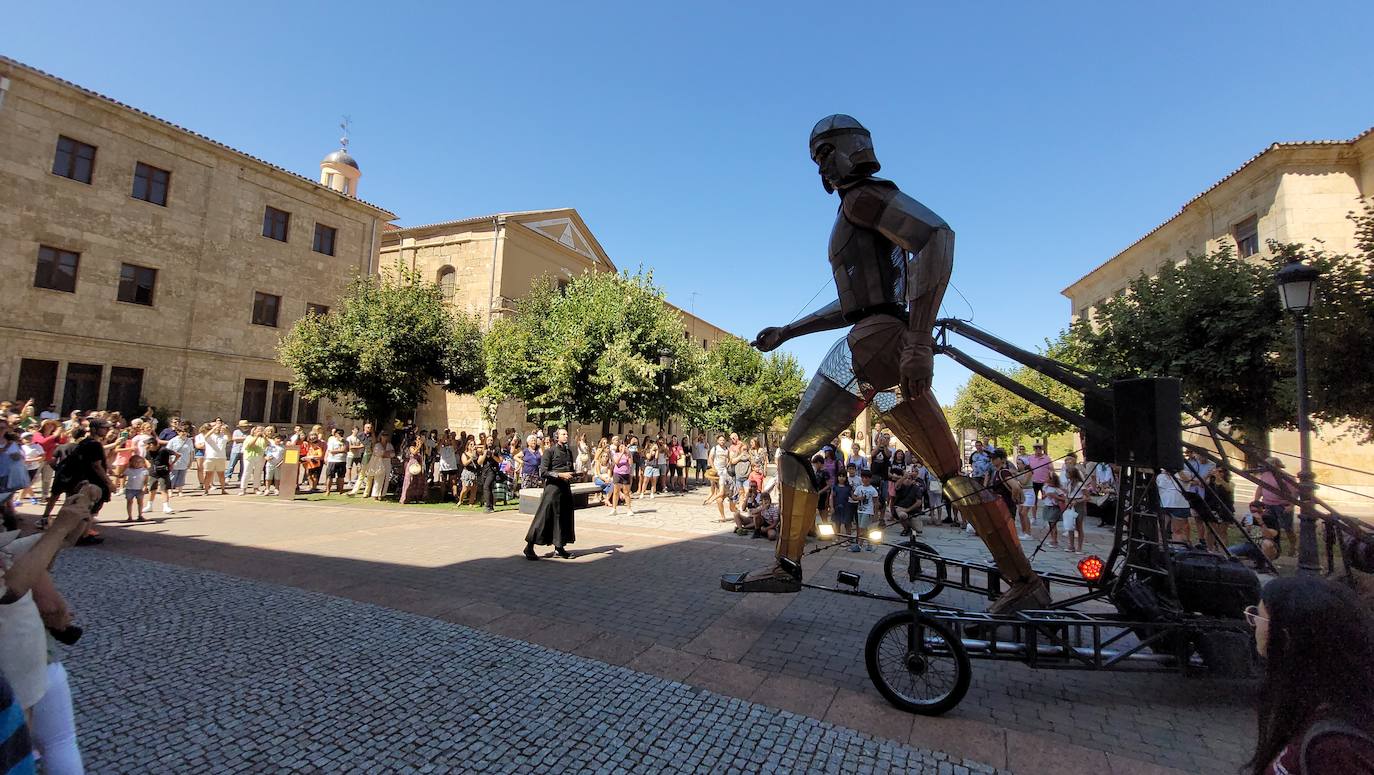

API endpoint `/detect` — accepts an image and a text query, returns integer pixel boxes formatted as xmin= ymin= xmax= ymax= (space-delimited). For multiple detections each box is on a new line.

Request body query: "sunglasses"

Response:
xmin=1243 ymin=605 xmax=1267 ymax=628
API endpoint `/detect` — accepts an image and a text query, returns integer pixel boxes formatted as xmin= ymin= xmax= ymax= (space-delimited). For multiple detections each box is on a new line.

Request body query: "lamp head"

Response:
xmin=1275 ymin=260 xmax=1320 ymax=313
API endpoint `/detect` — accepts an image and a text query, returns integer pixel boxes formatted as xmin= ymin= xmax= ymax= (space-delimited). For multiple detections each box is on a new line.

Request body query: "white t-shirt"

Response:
xmin=124 ymin=467 xmax=149 ymax=491
xmin=693 ymin=441 xmax=708 ymax=460
xmin=853 ymin=483 xmax=879 ymax=515
xmin=266 ymin=443 xmax=284 ymax=465
xmin=711 ymin=445 xmax=730 ymax=473
xmin=21 ymin=443 xmax=44 ymax=471
xmin=326 ymin=437 xmax=347 ymax=463
xmin=203 ymin=432 xmax=228 ymax=460
xmin=1156 ymin=472 xmax=1189 ymax=509
xmin=1042 ymin=484 xmax=1065 ymax=510
xmin=231 ymin=429 xmax=246 ymax=454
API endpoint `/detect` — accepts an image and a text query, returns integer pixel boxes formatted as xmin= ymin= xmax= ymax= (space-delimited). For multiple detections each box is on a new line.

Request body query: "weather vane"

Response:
xmin=339 ymin=115 xmax=351 ymax=149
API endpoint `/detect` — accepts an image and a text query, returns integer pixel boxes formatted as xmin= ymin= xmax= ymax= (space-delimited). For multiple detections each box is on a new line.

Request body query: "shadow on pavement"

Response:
xmin=46 ymin=505 xmax=1257 ymax=774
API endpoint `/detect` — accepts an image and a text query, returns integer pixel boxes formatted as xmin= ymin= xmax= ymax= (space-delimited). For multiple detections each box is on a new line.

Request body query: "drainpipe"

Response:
xmin=486 ymin=216 xmax=505 ymax=326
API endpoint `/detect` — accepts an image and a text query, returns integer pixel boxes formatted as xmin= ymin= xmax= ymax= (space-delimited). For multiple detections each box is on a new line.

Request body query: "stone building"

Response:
xmin=380 ymin=211 xmax=734 ymax=436
xmin=0 ymin=55 xmax=736 ymax=439
xmin=0 ymin=56 xmax=395 ymax=428
xmin=1062 ymin=126 xmax=1374 ymax=511
xmin=1063 ymin=127 xmax=1373 ymax=319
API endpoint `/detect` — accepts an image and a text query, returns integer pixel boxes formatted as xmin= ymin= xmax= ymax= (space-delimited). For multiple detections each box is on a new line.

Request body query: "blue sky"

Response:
xmin=6 ymin=1 xmax=1370 ymax=400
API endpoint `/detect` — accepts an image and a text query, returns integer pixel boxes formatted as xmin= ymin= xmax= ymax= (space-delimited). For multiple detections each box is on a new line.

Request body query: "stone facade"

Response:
xmin=380 ymin=210 xmax=734 ymax=438
xmin=1064 ymin=128 xmax=1373 ymax=320
xmin=0 ymin=56 xmax=394 ymax=428
xmin=1061 ymin=127 xmax=1374 ymax=509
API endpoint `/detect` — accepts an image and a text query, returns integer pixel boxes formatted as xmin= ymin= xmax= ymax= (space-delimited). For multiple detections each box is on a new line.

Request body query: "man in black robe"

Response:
xmin=523 ymin=428 xmax=575 ymax=560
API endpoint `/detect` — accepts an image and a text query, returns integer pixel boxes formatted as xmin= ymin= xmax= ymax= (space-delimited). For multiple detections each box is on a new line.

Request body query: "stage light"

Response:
xmin=1077 ymin=554 xmax=1104 ymax=582
xmin=867 ymin=529 xmax=884 ymax=543
xmin=817 ymin=522 xmax=836 ymax=538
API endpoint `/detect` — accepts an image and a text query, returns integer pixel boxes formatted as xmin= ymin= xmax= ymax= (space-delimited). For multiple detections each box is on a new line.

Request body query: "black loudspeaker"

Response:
xmin=1112 ymin=378 xmax=1184 ymax=470
xmin=1082 ymin=391 xmax=1115 ymax=463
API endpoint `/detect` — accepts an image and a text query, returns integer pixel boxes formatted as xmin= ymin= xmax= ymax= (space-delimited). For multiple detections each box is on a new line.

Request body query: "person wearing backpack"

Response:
xmin=1245 ymin=575 xmax=1374 ymax=773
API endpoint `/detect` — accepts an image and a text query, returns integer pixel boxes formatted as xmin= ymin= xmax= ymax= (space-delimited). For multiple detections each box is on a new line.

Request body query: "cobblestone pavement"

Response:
xmin=57 ymin=550 xmax=1003 ymax=775
xmin=23 ymin=487 xmax=1256 ymax=774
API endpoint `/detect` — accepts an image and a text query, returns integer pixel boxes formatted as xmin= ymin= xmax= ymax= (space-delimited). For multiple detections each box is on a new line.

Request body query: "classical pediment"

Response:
xmin=520 ymin=216 xmax=599 ymax=263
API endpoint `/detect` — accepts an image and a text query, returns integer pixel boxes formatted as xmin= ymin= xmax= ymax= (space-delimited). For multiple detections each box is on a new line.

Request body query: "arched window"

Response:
xmin=437 ymin=266 xmax=456 ymax=302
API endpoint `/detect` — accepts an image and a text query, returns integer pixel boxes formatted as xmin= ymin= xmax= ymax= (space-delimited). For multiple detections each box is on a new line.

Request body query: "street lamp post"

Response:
xmin=1276 ymin=259 xmax=1321 ymax=575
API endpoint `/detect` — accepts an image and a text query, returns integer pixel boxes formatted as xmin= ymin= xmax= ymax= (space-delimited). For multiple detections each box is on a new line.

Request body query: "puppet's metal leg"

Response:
xmin=723 ymin=339 xmax=867 ymax=593
xmin=881 ymin=392 xmax=1051 ymax=611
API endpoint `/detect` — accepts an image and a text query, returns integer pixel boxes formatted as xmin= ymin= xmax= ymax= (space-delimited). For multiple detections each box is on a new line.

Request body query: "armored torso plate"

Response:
xmin=829 ymin=192 xmax=907 ymax=321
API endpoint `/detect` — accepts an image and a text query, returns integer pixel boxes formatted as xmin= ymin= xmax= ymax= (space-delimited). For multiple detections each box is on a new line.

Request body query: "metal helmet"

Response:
xmin=809 ymin=114 xmax=881 ymax=193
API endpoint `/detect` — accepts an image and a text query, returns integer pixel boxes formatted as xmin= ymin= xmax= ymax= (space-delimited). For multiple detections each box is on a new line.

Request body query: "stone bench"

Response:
xmin=518 ymin=482 xmax=605 ymax=515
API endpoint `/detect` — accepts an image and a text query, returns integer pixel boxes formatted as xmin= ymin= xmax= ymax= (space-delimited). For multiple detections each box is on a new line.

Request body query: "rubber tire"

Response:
xmin=883 ymin=541 xmax=945 ymax=602
xmin=865 ymin=609 xmax=971 ymax=716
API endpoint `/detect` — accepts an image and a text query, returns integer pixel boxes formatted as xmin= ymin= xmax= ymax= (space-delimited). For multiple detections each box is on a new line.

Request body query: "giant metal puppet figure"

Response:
xmin=722 ymin=115 xmax=1050 ymax=612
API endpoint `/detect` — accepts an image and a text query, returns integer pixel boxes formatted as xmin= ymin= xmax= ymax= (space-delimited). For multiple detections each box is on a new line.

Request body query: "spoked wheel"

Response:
xmin=865 ymin=610 xmax=970 ymax=716
xmin=882 ymin=540 xmax=945 ymax=601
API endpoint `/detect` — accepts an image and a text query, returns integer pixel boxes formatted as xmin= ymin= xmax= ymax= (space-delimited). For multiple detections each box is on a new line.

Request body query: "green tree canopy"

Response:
xmin=1065 ymin=202 xmax=1374 ymax=445
xmin=481 ymin=268 xmax=703 ymax=429
xmin=685 ymin=335 xmax=807 ymax=436
xmin=277 ymin=265 xmax=484 ymax=423
xmin=947 ymin=335 xmax=1083 ymax=445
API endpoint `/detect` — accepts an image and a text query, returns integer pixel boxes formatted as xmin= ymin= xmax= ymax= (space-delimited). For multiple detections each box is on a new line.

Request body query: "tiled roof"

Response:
xmin=1063 ymin=125 xmax=1372 ymax=295
xmin=0 ymin=55 xmax=397 ymax=219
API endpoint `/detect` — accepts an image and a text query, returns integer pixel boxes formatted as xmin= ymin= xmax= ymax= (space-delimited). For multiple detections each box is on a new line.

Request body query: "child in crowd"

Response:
xmin=831 ymin=471 xmax=853 ymax=546
xmin=1041 ymin=472 xmax=1067 ymax=551
xmin=147 ymin=437 xmax=177 ymax=514
xmin=927 ymin=471 xmax=951 ymax=526
xmin=852 ymin=470 xmax=880 ymax=552
xmin=18 ymin=431 xmax=44 ymax=506
xmin=263 ymin=435 xmax=284 ymax=496
xmin=812 ymin=454 xmax=831 ymax=520
xmin=124 ymin=453 xmax=149 ymax=521
xmin=749 ymin=491 xmax=780 ymax=541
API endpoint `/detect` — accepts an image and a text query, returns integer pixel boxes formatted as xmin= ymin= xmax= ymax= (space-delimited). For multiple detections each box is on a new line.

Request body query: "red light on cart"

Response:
xmin=1077 ymin=555 xmax=1104 ymax=582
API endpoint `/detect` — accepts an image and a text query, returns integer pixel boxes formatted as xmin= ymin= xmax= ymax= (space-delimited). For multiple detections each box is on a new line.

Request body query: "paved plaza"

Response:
xmin=61 ymin=551 xmax=998 ymax=774
xmin=34 ymin=487 xmax=1257 ymax=773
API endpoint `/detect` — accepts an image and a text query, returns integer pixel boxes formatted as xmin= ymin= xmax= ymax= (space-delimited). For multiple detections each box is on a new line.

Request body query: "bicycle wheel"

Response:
xmin=865 ymin=610 xmax=970 ymax=716
xmin=882 ymin=540 xmax=945 ymax=602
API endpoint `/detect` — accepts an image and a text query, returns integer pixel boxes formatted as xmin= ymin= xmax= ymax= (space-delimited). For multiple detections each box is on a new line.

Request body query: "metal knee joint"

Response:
xmin=778 ymin=450 xmax=821 ymax=492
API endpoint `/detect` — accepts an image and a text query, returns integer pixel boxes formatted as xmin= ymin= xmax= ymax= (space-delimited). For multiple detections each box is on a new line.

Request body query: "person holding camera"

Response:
xmin=1 ymin=478 xmax=100 ymax=773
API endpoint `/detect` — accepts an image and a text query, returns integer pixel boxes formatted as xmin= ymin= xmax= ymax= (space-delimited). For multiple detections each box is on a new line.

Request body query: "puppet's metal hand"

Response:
xmin=753 ymin=326 xmax=784 ymax=352
xmin=899 ymin=331 xmax=934 ymax=398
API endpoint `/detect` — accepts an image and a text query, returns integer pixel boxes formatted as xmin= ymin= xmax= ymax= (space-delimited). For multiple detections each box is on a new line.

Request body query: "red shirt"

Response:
xmin=32 ymin=432 xmax=62 ymax=462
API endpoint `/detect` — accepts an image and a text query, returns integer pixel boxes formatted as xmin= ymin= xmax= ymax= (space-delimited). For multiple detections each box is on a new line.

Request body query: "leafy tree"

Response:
xmin=947 ymin=334 xmax=1083 ymax=445
xmin=1289 ymin=201 xmax=1374 ymax=442
xmin=481 ymin=268 xmax=702 ymax=430
xmin=277 ymin=266 xmax=484 ymax=424
xmin=1065 ymin=245 xmax=1283 ymax=449
xmin=686 ymin=336 xmax=807 ymax=436
xmin=1065 ymin=201 xmax=1374 ymax=447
